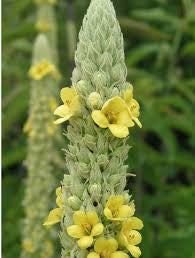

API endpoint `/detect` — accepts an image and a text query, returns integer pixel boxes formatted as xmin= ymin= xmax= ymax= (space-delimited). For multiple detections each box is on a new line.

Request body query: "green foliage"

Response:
xmin=2 ymin=0 xmax=195 ymax=257
xmin=2 ymin=175 xmax=24 ymax=258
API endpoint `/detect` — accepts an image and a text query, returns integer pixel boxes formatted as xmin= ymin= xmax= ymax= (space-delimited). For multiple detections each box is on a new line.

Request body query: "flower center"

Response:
xmin=37 ymin=67 xmax=45 ymax=74
xmin=130 ymin=101 xmax=139 ymax=116
xmin=106 ymin=111 xmax=118 ymax=124
xmin=66 ymin=100 xmax=71 ymax=106
xmin=82 ymin=223 xmax=92 ymax=235
xmin=128 ymin=231 xmax=136 ymax=241
xmin=108 ymin=204 xmax=119 ymax=217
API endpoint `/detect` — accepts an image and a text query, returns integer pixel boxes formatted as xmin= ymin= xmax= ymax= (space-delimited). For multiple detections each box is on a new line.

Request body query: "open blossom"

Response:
xmin=118 ymin=217 xmax=143 ymax=258
xmin=67 ymin=211 xmax=104 ymax=249
xmin=54 ymin=87 xmax=80 ymax=124
xmin=87 ymin=237 xmax=129 ymax=258
xmin=28 ymin=59 xmax=58 ymax=80
xmin=104 ymin=195 xmax=135 ymax=221
xmin=43 ymin=187 xmax=63 ymax=226
xmin=92 ymin=96 xmax=134 ymax=138
xmin=123 ymin=87 xmax=142 ymax=128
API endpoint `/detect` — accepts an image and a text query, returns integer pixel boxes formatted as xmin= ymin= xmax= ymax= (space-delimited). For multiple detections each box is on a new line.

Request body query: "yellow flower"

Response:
xmin=92 ymin=97 xmax=134 ymax=138
xmin=118 ymin=217 xmax=143 ymax=258
xmin=54 ymin=87 xmax=80 ymax=124
xmin=104 ymin=196 xmax=135 ymax=221
xmin=22 ymin=239 xmax=34 ymax=253
xmin=35 ymin=21 xmax=52 ymax=32
xmin=123 ymin=88 xmax=142 ymax=128
xmin=87 ymin=237 xmax=129 ymax=258
xmin=28 ymin=59 xmax=55 ymax=80
xmin=67 ymin=211 xmax=104 ymax=249
xmin=43 ymin=187 xmax=63 ymax=226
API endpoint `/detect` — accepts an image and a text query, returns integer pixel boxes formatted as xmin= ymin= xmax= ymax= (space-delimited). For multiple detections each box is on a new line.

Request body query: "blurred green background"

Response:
xmin=2 ymin=0 xmax=195 ymax=257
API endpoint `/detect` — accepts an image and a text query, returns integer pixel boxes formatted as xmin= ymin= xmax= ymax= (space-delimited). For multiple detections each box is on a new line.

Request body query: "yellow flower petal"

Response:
xmin=104 ymin=207 xmax=113 ymax=220
xmin=117 ymin=111 xmax=134 ymax=127
xmin=87 ymin=252 xmax=100 ymax=258
xmin=92 ymin=110 xmax=109 ymax=128
xmin=91 ymin=223 xmax=104 ymax=236
xmin=94 ymin=237 xmax=107 ymax=253
xmin=60 ymin=87 xmax=77 ymax=103
xmin=129 ymin=99 xmax=140 ymax=117
xmin=77 ymin=236 xmax=94 ymax=249
xmin=106 ymin=195 xmax=124 ymax=207
xmin=123 ymin=87 xmax=133 ymax=103
xmin=118 ymin=205 xmax=134 ymax=219
xmin=43 ymin=208 xmax=62 ymax=226
xmin=108 ymin=124 xmax=129 ymax=138
xmin=70 ymin=96 xmax=80 ymax=113
xmin=102 ymin=96 xmax=127 ymax=114
xmin=127 ymin=230 xmax=142 ymax=245
xmin=67 ymin=225 xmax=85 ymax=238
xmin=54 ymin=117 xmax=71 ymax=124
xmin=56 ymin=187 xmax=62 ymax=196
xmin=94 ymin=237 xmax=118 ymax=253
xmin=128 ymin=217 xmax=144 ymax=230
xmin=73 ymin=211 xmax=88 ymax=226
xmin=56 ymin=195 xmax=63 ymax=208
xmin=54 ymin=105 xmax=73 ymax=124
xmin=128 ymin=245 xmax=141 ymax=258
xmin=107 ymin=238 xmax=118 ymax=253
xmin=86 ymin=211 xmax=99 ymax=226
xmin=128 ymin=202 xmax=136 ymax=216
xmin=54 ymin=105 xmax=70 ymax=118
xmin=111 ymin=251 xmax=129 ymax=258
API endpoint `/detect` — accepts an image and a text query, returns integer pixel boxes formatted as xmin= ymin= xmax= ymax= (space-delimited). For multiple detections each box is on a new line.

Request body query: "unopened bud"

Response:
xmin=76 ymin=80 xmax=88 ymax=94
xmin=89 ymin=183 xmax=101 ymax=202
xmin=93 ymin=71 xmax=107 ymax=89
xmin=68 ymin=195 xmax=82 ymax=210
xmin=88 ymin=92 xmax=102 ymax=108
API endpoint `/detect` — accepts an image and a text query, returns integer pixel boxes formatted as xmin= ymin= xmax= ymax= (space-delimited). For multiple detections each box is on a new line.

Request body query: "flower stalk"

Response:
xmin=45 ymin=0 xmax=144 ymax=257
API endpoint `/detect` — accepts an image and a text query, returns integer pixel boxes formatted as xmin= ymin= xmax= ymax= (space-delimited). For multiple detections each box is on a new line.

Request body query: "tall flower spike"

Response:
xmin=21 ymin=34 xmax=63 ymax=258
xmin=55 ymin=0 xmax=143 ymax=257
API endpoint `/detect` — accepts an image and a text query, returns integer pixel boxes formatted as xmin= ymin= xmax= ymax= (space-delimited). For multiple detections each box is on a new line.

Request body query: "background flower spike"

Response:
xmin=21 ymin=14 xmax=63 ymax=258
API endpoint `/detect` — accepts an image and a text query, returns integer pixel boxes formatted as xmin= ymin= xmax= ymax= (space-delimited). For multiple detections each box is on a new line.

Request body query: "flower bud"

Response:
xmin=76 ymin=80 xmax=89 ymax=95
xmin=109 ymin=174 xmax=123 ymax=185
xmin=68 ymin=195 xmax=82 ymax=210
xmin=97 ymin=154 xmax=109 ymax=169
xmin=88 ymin=92 xmax=102 ymax=108
xmin=89 ymin=183 xmax=101 ymax=202
xmin=63 ymin=175 xmax=71 ymax=185
xmin=93 ymin=71 xmax=107 ymax=89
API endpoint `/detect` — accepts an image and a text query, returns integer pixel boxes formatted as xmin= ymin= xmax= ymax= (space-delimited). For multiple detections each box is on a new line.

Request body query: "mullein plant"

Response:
xmin=44 ymin=0 xmax=144 ymax=257
xmin=21 ymin=34 xmax=62 ymax=258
